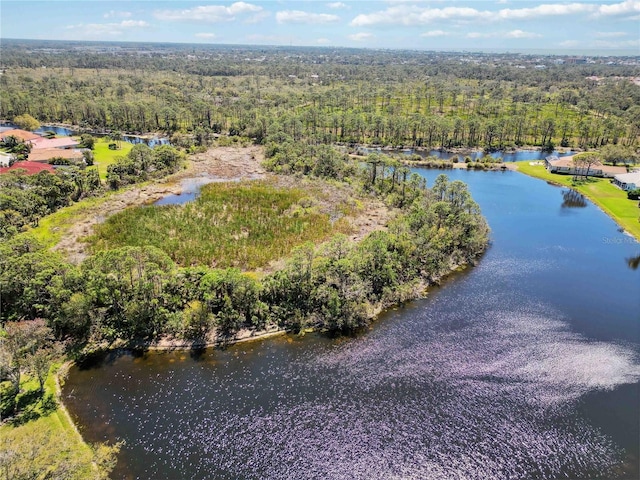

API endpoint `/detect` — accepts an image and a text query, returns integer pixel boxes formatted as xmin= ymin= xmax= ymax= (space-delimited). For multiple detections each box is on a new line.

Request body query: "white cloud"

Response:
xmin=595 ymin=31 xmax=629 ymax=37
xmin=351 ymin=2 xmax=640 ymax=26
xmin=420 ymin=30 xmax=449 ymax=37
xmin=348 ymin=32 xmax=374 ymax=41
xmin=65 ymin=20 xmax=149 ymax=37
xmin=316 ymin=38 xmax=331 ymax=44
xmin=195 ymin=33 xmax=217 ymax=39
xmin=351 ymin=6 xmax=492 ymax=26
xmin=276 ymin=10 xmax=340 ymax=24
xmin=154 ymin=2 xmax=262 ymax=23
xmin=119 ymin=20 xmax=149 ymax=28
xmin=103 ymin=10 xmax=132 ymax=19
xmin=327 ymin=2 xmax=348 ymax=9
xmin=596 ymin=0 xmax=640 ymax=16
xmin=467 ymin=32 xmax=494 ymax=39
xmin=497 ymin=3 xmax=596 ymax=20
xmin=559 ymin=40 xmax=580 ymax=47
xmin=505 ymin=29 xmax=542 ymax=38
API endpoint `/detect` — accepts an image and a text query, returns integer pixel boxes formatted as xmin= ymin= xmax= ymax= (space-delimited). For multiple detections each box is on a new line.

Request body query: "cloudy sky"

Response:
xmin=2 ymin=1 xmax=639 ymax=53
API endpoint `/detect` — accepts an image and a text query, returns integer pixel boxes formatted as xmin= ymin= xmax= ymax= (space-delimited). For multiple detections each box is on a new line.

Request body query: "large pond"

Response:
xmin=63 ymin=169 xmax=640 ymax=480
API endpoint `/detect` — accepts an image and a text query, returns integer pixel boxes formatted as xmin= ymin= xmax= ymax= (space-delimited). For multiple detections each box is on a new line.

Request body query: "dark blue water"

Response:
xmin=63 ymin=169 xmax=640 ymax=480
xmin=37 ymin=126 xmax=169 ymax=147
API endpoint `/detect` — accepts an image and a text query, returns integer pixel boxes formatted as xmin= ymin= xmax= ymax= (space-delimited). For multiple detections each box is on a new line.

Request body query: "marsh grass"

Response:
xmin=88 ymin=180 xmax=353 ymax=269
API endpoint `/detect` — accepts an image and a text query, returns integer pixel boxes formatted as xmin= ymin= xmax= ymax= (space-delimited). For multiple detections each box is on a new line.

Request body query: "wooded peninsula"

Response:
xmin=1 ymin=40 xmax=639 ymax=478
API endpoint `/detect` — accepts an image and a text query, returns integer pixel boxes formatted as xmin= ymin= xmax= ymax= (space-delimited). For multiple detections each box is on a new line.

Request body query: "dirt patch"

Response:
xmin=53 ymin=146 xmax=394 ymax=265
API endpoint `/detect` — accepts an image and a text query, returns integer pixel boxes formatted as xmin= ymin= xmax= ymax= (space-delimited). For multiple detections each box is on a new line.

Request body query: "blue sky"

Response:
xmin=2 ymin=1 xmax=639 ymax=53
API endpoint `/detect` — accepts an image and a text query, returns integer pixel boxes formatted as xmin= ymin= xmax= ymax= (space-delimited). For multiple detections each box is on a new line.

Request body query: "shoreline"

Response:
xmin=514 ymin=162 xmax=640 ymax=242
xmin=76 ymin=262 xmax=471 ymax=357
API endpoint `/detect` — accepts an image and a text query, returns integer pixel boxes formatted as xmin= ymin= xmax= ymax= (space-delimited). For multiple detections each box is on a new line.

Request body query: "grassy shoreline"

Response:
xmin=0 ymin=363 xmax=116 ymax=479
xmin=515 ymin=161 xmax=640 ymax=242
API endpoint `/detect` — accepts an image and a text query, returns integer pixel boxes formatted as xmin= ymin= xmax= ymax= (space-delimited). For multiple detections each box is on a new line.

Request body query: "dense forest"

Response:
xmin=2 ymin=40 xmax=639 ymax=149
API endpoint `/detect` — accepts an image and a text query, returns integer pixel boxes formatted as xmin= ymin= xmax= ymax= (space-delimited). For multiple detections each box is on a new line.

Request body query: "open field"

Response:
xmin=516 ymin=161 xmax=640 ymax=241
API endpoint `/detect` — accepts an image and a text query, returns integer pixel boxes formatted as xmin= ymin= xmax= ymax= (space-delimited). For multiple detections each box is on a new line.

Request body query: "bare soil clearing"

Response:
xmin=54 ymin=146 xmax=394 ymax=264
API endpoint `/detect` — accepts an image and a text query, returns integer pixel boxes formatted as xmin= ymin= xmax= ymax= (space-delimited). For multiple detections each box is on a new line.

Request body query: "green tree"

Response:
xmin=0 ymin=319 xmax=52 ymax=408
xmin=12 ymin=113 xmax=40 ymax=131
xmin=573 ymin=152 xmax=601 ymax=179
xmin=79 ymin=133 xmax=95 ymax=150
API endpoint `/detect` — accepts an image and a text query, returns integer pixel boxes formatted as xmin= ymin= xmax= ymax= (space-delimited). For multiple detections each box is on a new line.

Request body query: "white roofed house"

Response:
xmin=613 ymin=171 xmax=640 ymax=192
xmin=544 ymin=155 xmax=627 ymax=178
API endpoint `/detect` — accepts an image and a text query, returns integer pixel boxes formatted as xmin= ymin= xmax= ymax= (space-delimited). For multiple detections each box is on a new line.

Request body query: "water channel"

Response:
xmin=63 ymin=168 xmax=640 ymax=479
xmin=0 ymin=123 xmax=170 ymax=147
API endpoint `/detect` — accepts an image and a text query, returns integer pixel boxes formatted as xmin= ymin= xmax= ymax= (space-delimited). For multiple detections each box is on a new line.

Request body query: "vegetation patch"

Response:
xmin=516 ymin=161 xmax=640 ymax=240
xmin=0 ymin=362 xmax=118 ymax=479
xmin=92 ymin=138 xmax=133 ymax=180
xmin=88 ymin=180 xmax=354 ymax=269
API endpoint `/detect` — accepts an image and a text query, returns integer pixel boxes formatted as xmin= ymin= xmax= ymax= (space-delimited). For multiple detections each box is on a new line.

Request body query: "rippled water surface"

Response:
xmin=64 ymin=169 xmax=640 ymax=479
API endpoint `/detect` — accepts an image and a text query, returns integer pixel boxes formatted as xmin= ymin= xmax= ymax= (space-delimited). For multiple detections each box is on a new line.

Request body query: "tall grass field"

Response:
xmin=88 ymin=181 xmax=353 ymax=269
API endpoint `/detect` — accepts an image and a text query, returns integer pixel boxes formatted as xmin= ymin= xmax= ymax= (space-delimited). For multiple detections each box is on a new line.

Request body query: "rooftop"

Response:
xmin=30 ymin=136 xmax=79 ymax=149
xmin=1 ymin=128 xmax=42 ymax=142
xmin=28 ymin=148 xmax=84 ymax=163
xmin=548 ymin=155 xmax=627 ymax=175
xmin=614 ymin=171 xmax=640 ymax=183
xmin=0 ymin=161 xmax=55 ymax=175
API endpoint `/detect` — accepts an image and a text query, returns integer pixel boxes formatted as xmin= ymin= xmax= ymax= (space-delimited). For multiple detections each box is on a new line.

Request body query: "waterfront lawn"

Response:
xmin=0 ymin=366 xmax=108 ymax=479
xmin=88 ymin=180 xmax=355 ymax=269
xmin=516 ymin=161 xmax=640 ymax=241
xmin=92 ymin=139 xmax=133 ymax=180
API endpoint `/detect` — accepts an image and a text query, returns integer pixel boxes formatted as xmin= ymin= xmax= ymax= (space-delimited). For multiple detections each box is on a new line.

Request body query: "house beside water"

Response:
xmin=545 ymin=155 xmax=627 ymax=178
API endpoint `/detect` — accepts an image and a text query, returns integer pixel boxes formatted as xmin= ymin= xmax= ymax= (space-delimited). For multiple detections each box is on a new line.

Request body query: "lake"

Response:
xmin=63 ymin=169 xmax=640 ymax=480
xmin=356 ymin=147 xmax=574 ymax=162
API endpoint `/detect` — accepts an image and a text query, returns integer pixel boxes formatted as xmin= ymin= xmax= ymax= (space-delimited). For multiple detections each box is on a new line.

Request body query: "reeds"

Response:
xmin=88 ymin=181 xmax=349 ymax=269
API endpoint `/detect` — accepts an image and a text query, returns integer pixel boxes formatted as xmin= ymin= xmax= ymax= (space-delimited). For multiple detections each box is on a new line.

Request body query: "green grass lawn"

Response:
xmin=0 ymin=365 xmax=112 ymax=479
xmin=516 ymin=161 xmax=640 ymax=241
xmin=92 ymin=139 xmax=133 ymax=180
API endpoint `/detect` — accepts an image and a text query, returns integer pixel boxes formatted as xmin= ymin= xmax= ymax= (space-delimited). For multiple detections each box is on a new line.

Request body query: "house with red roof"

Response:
xmin=0 ymin=161 xmax=56 ymax=175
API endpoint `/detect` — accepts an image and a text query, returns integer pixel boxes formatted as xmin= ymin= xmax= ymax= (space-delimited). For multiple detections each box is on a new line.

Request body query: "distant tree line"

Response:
xmin=1 ymin=43 xmax=638 ymax=149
